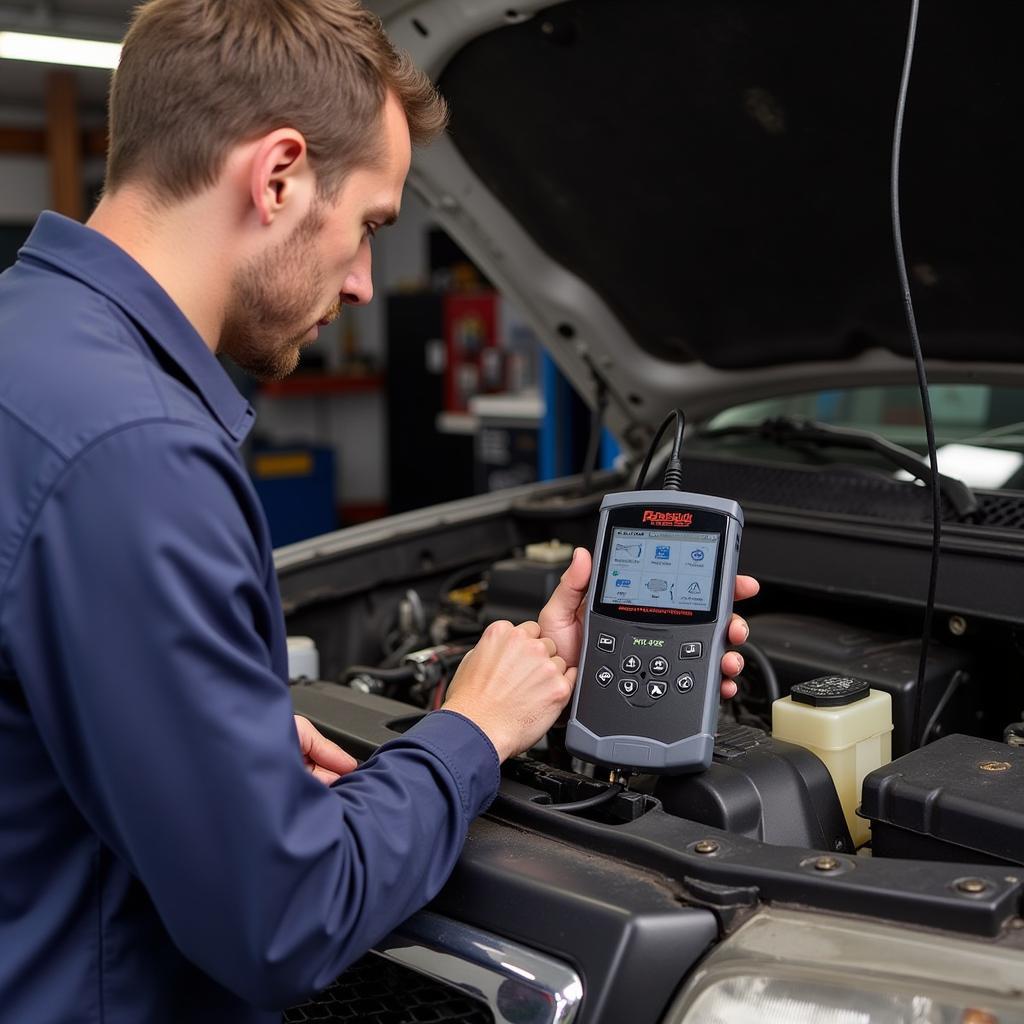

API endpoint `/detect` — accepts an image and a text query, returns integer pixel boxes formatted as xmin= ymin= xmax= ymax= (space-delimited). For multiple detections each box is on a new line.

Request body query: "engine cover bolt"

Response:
xmin=694 ymin=840 xmax=719 ymax=855
xmin=948 ymin=615 xmax=967 ymax=636
xmin=978 ymin=761 xmax=1011 ymax=772
xmin=814 ymin=856 xmax=841 ymax=872
xmin=956 ymin=878 xmax=989 ymax=894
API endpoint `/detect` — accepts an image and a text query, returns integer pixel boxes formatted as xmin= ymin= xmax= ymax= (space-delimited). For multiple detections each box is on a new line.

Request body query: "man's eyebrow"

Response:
xmin=365 ymin=205 xmax=399 ymax=227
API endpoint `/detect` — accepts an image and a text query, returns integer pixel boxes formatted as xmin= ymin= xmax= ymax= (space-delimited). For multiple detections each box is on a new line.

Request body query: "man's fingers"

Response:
xmin=720 ymin=678 xmax=738 ymax=700
xmin=310 ymin=732 xmax=358 ymax=777
xmin=538 ymin=548 xmax=592 ymax=629
xmin=721 ymin=651 xmax=744 ymax=677
xmin=514 ymin=622 xmax=558 ymax=660
xmin=734 ymin=575 xmax=760 ymax=602
xmin=727 ymin=613 xmax=750 ymax=646
xmin=295 ymin=716 xmax=358 ymax=779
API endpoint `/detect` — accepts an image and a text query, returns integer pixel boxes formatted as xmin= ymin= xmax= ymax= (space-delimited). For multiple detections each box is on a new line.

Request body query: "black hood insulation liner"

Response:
xmin=440 ymin=0 xmax=1024 ymax=370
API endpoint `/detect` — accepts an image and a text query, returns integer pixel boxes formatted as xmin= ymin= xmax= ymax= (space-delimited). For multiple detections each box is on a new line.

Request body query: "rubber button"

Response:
xmin=675 ymin=672 xmax=695 ymax=693
xmin=647 ymin=681 xmax=667 ymax=700
xmin=595 ymin=666 xmax=614 ymax=687
xmin=680 ymin=642 xmax=703 ymax=659
xmin=649 ymin=656 xmax=669 ymax=676
xmin=618 ymin=678 xmax=639 ymax=697
xmin=597 ymin=633 xmax=616 ymax=653
xmin=621 ymin=654 xmax=642 ymax=673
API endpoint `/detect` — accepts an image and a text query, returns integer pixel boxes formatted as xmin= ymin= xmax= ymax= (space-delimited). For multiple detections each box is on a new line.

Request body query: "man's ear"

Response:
xmin=249 ymin=129 xmax=312 ymax=227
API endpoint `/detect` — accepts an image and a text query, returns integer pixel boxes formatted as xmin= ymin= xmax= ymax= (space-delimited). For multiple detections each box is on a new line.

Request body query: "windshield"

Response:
xmin=699 ymin=384 xmax=1024 ymax=491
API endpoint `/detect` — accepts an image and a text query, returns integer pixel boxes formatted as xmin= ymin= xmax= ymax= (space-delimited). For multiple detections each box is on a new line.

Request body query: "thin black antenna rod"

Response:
xmin=891 ymin=0 xmax=939 ymax=747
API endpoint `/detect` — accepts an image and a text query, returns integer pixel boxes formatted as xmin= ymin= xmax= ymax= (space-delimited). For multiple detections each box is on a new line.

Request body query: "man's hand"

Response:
xmin=538 ymin=548 xmax=760 ymax=700
xmin=442 ymin=619 xmax=576 ymax=762
xmin=294 ymin=715 xmax=359 ymax=785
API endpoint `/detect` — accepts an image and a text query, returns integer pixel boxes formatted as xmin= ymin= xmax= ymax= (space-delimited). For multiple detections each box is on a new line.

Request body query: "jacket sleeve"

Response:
xmin=0 ymin=420 xmax=499 ymax=1009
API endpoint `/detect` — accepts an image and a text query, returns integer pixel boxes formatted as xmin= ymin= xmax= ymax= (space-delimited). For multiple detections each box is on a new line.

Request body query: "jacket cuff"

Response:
xmin=404 ymin=710 xmax=501 ymax=818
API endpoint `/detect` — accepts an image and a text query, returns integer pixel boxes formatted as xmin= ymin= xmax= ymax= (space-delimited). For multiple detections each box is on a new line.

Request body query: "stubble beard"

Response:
xmin=221 ymin=204 xmax=338 ymax=382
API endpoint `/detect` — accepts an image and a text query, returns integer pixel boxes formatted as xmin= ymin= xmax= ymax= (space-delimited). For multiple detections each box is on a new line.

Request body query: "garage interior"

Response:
xmin=4 ymin=3 xmax=1024 ymax=1023
xmin=0 ymin=0 xmax=619 ymax=547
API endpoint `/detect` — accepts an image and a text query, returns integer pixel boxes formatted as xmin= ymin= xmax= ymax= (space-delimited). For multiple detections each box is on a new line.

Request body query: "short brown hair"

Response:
xmin=106 ymin=0 xmax=447 ymax=202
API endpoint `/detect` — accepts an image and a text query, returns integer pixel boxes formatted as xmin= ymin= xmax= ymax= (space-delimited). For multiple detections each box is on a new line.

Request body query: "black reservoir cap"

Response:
xmin=791 ymin=675 xmax=870 ymax=708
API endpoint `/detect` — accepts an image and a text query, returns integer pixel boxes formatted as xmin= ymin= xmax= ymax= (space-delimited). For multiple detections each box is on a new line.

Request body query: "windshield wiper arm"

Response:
xmin=700 ymin=416 xmax=978 ymax=519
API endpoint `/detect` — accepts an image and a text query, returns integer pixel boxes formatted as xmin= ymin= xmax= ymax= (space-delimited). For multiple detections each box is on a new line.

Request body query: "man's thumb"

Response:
xmin=542 ymin=548 xmax=591 ymax=623
xmin=562 ymin=547 xmax=591 ymax=592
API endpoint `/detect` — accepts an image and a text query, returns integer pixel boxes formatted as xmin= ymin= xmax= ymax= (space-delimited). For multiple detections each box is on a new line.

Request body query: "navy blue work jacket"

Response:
xmin=0 ymin=213 xmax=500 ymax=1023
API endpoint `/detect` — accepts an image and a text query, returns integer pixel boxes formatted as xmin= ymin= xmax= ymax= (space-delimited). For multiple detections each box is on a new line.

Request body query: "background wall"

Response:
xmin=0 ymin=155 xmax=49 ymax=220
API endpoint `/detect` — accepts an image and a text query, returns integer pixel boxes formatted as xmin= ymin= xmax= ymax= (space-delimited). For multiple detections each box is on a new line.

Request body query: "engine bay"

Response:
xmin=280 ymin=467 xmax=1024 ymax=878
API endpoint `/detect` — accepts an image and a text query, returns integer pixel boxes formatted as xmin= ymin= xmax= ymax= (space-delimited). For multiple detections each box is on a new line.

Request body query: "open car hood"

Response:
xmin=372 ymin=0 xmax=1024 ymax=452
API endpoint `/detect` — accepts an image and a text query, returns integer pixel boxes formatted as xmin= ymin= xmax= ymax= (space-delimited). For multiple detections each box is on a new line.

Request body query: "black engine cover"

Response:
xmin=655 ymin=723 xmax=854 ymax=853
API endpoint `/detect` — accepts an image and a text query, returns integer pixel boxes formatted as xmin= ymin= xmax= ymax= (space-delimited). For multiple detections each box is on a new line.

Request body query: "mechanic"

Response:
xmin=0 ymin=1 xmax=757 ymax=1020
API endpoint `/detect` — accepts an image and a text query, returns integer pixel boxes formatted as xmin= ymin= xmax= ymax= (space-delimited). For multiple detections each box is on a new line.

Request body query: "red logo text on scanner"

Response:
xmin=641 ymin=510 xmax=693 ymax=527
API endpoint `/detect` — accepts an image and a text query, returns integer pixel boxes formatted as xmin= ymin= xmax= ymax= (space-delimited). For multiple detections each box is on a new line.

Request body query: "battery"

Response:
xmin=861 ymin=733 xmax=1024 ymax=866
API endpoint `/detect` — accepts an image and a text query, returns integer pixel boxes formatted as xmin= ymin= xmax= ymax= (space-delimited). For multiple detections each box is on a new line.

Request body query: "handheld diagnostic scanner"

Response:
xmin=565 ymin=488 xmax=743 ymax=774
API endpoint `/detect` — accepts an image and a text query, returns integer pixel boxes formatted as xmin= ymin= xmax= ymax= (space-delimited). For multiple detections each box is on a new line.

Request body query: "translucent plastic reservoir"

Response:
xmin=286 ymin=636 xmax=320 ymax=682
xmin=772 ymin=680 xmax=893 ymax=847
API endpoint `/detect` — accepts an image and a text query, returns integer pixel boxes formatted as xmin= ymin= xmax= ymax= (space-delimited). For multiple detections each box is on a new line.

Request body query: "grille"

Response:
xmin=681 ymin=456 xmax=1024 ymax=531
xmin=971 ymin=492 xmax=1024 ymax=531
xmin=285 ymin=952 xmax=494 ymax=1024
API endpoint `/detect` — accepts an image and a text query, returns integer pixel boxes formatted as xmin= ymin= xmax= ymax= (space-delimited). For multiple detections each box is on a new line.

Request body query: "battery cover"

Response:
xmin=861 ymin=733 xmax=1024 ymax=866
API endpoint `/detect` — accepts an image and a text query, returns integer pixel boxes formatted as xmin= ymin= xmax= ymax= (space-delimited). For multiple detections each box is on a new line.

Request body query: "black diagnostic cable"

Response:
xmin=635 ymin=408 xmax=686 ymax=491
xmin=892 ymin=0 xmax=938 ymax=750
xmin=544 ymin=783 xmax=624 ymax=814
xmin=919 ymin=669 xmax=967 ymax=746
xmin=736 ymin=640 xmax=781 ymax=706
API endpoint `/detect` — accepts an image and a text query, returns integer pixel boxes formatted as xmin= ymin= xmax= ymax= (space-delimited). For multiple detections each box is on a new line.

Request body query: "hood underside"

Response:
xmin=380 ymin=0 xmax=1024 ymax=441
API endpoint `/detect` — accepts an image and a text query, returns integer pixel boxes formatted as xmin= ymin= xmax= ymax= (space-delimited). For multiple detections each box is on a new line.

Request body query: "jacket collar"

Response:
xmin=20 ymin=212 xmax=255 ymax=443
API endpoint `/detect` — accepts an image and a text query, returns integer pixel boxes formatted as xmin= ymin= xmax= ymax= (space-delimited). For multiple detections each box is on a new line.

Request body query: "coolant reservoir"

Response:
xmin=772 ymin=676 xmax=892 ymax=848
xmin=286 ymin=636 xmax=320 ymax=682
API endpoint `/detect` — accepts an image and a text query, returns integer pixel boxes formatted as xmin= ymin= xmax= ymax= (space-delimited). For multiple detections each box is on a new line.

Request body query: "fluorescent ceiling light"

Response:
xmin=0 ymin=31 xmax=121 ymax=70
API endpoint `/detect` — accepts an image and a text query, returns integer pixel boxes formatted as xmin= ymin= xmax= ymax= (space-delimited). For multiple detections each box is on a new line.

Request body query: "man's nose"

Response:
xmin=341 ymin=247 xmax=373 ymax=306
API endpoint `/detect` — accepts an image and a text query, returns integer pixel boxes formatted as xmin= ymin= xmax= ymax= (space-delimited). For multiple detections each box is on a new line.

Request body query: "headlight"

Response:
xmin=667 ymin=908 xmax=1024 ymax=1024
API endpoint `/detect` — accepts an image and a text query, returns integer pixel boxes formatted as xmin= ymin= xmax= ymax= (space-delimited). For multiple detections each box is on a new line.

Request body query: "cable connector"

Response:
xmin=635 ymin=407 xmax=687 ymax=491
xmin=662 ymin=457 xmax=684 ymax=491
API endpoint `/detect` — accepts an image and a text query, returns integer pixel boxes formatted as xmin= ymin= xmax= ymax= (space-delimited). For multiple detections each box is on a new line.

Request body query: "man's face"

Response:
xmin=221 ymin=91 xmax=412 ymax=380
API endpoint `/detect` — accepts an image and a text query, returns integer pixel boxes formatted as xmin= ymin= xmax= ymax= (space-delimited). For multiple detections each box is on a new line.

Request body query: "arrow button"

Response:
xmin=647 ymin=681 xmax=667 ymax=700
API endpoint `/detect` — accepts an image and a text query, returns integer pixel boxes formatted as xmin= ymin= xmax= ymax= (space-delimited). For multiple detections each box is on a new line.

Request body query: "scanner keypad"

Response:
xmin=591 ymin=628 xmax=707 ymax=709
